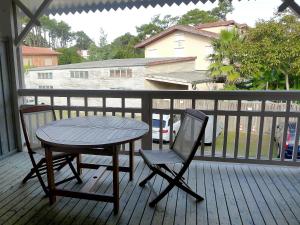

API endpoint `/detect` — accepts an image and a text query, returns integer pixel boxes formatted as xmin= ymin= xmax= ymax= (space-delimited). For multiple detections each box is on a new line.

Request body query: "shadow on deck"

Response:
xmin=0 ymin=152 xmax=299 ymax=225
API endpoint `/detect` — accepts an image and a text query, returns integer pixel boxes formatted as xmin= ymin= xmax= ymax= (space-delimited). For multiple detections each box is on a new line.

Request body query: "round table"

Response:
xmin=36 ymin=116 xmax=149 ymax=214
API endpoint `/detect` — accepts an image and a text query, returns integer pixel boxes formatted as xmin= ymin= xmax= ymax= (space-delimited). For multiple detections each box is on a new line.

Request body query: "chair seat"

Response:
xmin=139 ymin=149 xmax=184 ymax=166
xmin=33 ymin=148 xmax=70 ymax=157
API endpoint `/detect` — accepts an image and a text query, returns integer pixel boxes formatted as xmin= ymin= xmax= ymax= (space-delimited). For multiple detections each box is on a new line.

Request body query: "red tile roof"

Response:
xmin=135 ymin=25 xmax=218 ymax=48
xmin=195 ymin=20 xmax=248 ymax=29
xmin=22 ymin=46 xmax=61 ymax=56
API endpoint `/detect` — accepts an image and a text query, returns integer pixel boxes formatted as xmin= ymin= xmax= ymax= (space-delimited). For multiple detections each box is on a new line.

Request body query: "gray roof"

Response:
xmin=25 ymin=0 xmax=219 ymax=15
xmin=145 ymin=71 xmax=212 ymax=84
xmin=30 ymin=57 xmax=194 ymax=71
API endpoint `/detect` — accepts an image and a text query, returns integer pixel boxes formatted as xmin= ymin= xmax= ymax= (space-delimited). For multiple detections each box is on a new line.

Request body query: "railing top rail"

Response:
xmin=18 ymin=89 xmax=300 ymax=101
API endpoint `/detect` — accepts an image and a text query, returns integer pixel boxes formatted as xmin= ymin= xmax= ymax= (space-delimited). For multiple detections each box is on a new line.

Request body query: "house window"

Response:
xmin=38 ymin=72 xmax=53 ymax=79
xmin=174 ymin=33 xmax=185 ymax=57
xmin=38 ymin=85 xmax=53 ymax=89
xmin=70 ymin=71 xmax=89 ymax=79
xmin=109 ymin=69 xmax=132 ymax=78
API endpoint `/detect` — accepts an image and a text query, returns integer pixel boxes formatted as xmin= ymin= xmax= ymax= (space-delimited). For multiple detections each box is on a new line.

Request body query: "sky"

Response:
xmin=51 ymin=0 xmax=283 ymax=44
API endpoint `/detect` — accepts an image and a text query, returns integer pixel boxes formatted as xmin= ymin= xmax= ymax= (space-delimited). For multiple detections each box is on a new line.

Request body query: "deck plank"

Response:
xmin=0 ymin=153 xmax=299 ymax=225
xmin=185 ymin=165 xmax=197 ymax=225
xmin=218 ymin=164 xmax=242 ymax=225
xmin=211 ymin=164 xmax=231 ymax=225
xmin=245 ymin=166 xmax=288 ymax=225
xmin=226 ymin=165 xmax=257 ymax=225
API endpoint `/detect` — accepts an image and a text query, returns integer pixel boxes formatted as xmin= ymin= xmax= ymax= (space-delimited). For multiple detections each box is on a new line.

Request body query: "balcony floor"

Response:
xmin=0 ymin=152 xmax=299 ymax=225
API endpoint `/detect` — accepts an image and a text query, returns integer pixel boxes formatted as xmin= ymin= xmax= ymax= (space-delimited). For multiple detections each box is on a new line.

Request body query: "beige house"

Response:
xmin=135 ymin=20 xmax=247 ymax=70
xmin=22 ymin=46 xmax=61 ymax=68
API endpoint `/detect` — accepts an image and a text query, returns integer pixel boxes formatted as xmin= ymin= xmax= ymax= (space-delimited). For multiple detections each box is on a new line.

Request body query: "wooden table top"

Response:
xmin=36 ymin=116 xmax=149 ymax=148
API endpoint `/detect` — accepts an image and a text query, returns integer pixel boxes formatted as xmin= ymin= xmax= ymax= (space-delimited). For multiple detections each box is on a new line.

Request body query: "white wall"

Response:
xmin=25 ymin=66 xmax=146 ymax=90
xmin=144 ymin=31 xmax=212 ymax=70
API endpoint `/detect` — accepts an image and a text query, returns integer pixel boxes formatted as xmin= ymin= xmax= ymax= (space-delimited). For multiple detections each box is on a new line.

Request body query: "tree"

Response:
xmin=55 ymin=21 xmax=73 ymax=48
xmin=74 ymin=31 xmax=94 ymax=50
xmin=88 ymin=43 xmax=111 ymax=61
xmin=177 ymin=9 xmax=218 ymax=26
xmin=136 ymin=15 xmax=178 ymax=40
xmin=209 ymin=28 xmax=242 ymax=85
xmin=211 ymin=0 xmax=234 ymax=20
xmin=109 ymin=33 xmax=144 ymax=58
xmin=57 ymin=47 xmax=83 ymax=65
xmin=178 ymin=0 xmax=233 ymax=26
xmin=237 ymin=14 xmax=300 ymax=90
xmin=99 ymin=28 xmax=108 ymax=47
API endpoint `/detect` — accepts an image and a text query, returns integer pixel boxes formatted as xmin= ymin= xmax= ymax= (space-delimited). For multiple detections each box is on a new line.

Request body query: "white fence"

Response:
xmin=18 ymin=89 xmax=300 ymax=166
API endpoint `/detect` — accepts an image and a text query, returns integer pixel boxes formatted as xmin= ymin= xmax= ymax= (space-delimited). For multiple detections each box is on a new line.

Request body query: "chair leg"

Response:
xmin=23 ymin=159 xmax=44 ymax=184
xmin=66 ymin=157 xmax=82 ymax=184
xmin=176 ymin=182 xmax=204 ymax=201
xmin=139 ymin=171 xmax=156 ymax=187
xmin=149 ymin=182 xmax=175 ymax=207
xmin=22 ymin=168 xmax=36 ymax=184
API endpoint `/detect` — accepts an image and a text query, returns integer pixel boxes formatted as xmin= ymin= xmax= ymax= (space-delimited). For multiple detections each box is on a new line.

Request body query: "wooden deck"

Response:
xmin=0 ymin=152 xmax=299 ymax=225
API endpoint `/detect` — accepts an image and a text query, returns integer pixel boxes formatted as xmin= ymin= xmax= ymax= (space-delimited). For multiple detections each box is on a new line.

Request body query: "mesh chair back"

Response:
xmin=20 ymin=105 xmax=56 ymax=151
xmin=171 ymin=109 xmax=208 ymax=162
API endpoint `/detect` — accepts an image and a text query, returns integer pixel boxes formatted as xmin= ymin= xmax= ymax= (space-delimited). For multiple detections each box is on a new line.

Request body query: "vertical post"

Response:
xmin=222 ymin=115 xmax=228 ymax=158
xmin=256 ymin=100 xmax=266 ymax=159
xmin=45 ymin=145 xmax=56 ymax=204
xmin=281 ymin=100 xmax=291 ymax=161
xmin=67 ymin=97 xmax=71 ymax=118
xmin=112 ymin=145 xmax=119 ymax=214
xmin=211 ymin=100 xmax=218 ymax=157
xmin=129 ymin=141 xmax=134 ymax=181
xmin=234 ymin=100 xmax=241 ymax=158
xmin=141 ymin=93 xmax=152 ymax=149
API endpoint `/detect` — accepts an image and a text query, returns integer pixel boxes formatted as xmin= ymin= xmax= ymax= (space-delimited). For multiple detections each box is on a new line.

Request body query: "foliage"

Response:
xmin=88 ymin=33 xmax=144 ymax=61
xmin=73 ymin=31 xmax=93 ymax=50
xmin=237 ymin=14 xmax=300 ymax=90
xmin=177 ymin=9 xmax=218 ymax=26
xmin=57 ymin=47 xmax=83 ymax=65
xmin=209 ymin=28 xmax=242 ymax=84
xmin=136 ymin=15 xmax=179 ymax=40
xmin=22 ymin=16 xmax=93 ymax=49
xmin=109 ymin=33 xmax=144 ymax=58
xmin=99 ymin=28 xmax=108 ymax=47
xmin=178 ymin=0 xmax=233 ymax=26
xmin=210 ymin=0 xmax=234 ymax=20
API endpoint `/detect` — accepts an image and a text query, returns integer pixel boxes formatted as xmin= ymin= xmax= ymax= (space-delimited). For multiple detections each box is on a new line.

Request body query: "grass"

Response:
xmin=211 ymin=131 xmax=278 ymax=159
xmin=54 ymin=110 xmax=278 ymax=159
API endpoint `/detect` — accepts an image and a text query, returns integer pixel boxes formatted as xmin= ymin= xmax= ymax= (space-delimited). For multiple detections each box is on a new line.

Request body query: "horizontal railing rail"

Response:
xmin=18 ymin=89 xmax=300 ymax=166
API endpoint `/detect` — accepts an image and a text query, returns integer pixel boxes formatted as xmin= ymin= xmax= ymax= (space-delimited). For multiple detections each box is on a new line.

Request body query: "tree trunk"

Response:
xmin=285 ymin=74 xmax=290 ymax=90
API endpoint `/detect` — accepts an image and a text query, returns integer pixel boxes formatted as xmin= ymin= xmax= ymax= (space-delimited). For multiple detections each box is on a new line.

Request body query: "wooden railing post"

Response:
xmin=141 ymin=93 xmax=152 ymax=149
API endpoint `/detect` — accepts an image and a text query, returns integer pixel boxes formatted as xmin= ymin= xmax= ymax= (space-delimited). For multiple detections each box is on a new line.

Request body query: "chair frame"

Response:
xmin=19 ymin=105 xmax=82 ymax=196
xmin=139 ymin=109 xmax=208 ymax=207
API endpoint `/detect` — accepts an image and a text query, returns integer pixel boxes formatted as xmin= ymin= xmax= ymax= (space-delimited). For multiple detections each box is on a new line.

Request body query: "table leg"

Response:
xmin=45 ymin=145 xmax=56 ymax=204
xmin=129 ymin=141 xmax=134 ymax=181
xmin=112 ymin=145 xmax=119 ymax=214
xmin=76 ymin=154 xmax=82 ymax=175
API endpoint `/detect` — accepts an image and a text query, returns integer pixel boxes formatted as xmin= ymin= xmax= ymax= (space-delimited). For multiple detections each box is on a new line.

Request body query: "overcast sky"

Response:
xmin=52 ymin=0 xmax=283 ymax=44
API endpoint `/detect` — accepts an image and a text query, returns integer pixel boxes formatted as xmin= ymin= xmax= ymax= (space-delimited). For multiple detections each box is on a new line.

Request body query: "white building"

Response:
xmin=26 ymin=57 xmax=220 ymax=91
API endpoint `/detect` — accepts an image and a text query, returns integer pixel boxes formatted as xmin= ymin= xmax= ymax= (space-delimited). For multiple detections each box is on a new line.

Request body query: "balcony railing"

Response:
xmin=18 ymin=89 xmax=300 ymax=166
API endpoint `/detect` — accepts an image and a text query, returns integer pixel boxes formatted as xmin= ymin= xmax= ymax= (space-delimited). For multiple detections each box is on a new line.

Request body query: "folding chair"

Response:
xmin=139 ymin=109 xmax=208 ymax=207
xmin=19 ymin=105 xmax=82 ymax=196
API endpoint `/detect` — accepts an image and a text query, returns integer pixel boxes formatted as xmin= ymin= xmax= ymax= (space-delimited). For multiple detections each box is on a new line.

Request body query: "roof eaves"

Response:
xmin=146 ymin=56 xmax=197 ymax=66
xmin=135 ymin=25 xmax=217 ymax=48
